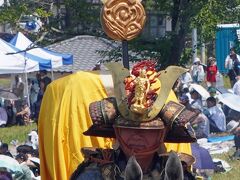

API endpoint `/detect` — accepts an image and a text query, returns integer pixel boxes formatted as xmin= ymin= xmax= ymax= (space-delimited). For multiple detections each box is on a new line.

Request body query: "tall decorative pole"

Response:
xmin=100 ymin=0 xmax=146 ymax=69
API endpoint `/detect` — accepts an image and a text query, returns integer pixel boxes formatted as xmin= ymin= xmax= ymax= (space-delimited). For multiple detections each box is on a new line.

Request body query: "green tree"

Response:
xmin=0 ymin=0 xmax=52 ymax=32
xmin=63 ymin=0 xmax=102 ymax=35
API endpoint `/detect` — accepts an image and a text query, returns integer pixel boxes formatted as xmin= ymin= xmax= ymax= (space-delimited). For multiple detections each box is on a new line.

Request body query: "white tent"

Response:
xmin=0 ymin=51 xmax=39 ymax=74
xmin=10 ymin=32 xmax=73 ymax=67
xmin=0 ymin=38 xmax=53 ymax=70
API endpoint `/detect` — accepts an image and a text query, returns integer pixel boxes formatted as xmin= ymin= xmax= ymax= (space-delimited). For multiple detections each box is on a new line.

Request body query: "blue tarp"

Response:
xmin=208 ymin=135 xmax=234 ymax=142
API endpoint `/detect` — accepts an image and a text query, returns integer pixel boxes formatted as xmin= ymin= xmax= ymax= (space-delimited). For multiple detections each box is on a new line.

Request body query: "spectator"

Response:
xmin=190 ymin=109 xmax=210 ymax=139
xmin=4 ymin=100 xmax=15 ymax=126
xmin=233 ymin=75 xmax=240 ymax=96
xmin=0 ymin=104 xmax=8 ymax=127
xmin=16 ymin=102 xmax=31 ymax=126
xmin=30 ymin=80 xmax=39 ymax=117
xmin=11 ymin=75 xmax=24 ymax=99
xmin=206 ymin=97 xmax=226 ymax=133
xmin=190 ymin=90 xmax=203 ymax=111
xmin=226 ymin=120 xmax=240 ymax=159
xmin=180 ymin=93 xmax=209 ymax=139
xmin=33 ymin=79 xmax=45 ymax=121
xmin=206 ymin=57 xmax=218 ymax=88
xmin=225 ymin=48 xmax=240 ymax=87
xmin=0 ymin=143 xmax=13 ymax=158
xmin=207 ymin=87 xmax=217 ymax=97
xmin=39 ymin=70 xmax=51 ymax=90
xmin=190 ymin=57 xmax=205 ymax=84
xmin=15 ymin=153 xmax=33 ymax=180
xmin=177 ymin=71 xmax=192 ymax=94
xmin=179 ymin=94 xmax=191 ymax=109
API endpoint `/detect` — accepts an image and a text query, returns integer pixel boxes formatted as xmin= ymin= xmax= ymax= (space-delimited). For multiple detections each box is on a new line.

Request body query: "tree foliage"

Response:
xmin=0 ymin=0 xmax=52 ymax=31
xmin=0 ymin=0 xmax=239 ymax=67
xmin=192 ymin=0 xmax=240 ymax=42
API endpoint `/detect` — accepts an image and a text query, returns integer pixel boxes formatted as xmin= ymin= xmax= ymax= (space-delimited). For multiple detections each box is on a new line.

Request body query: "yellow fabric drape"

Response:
xmin=39 ymin=71 xmax=191 ymax=180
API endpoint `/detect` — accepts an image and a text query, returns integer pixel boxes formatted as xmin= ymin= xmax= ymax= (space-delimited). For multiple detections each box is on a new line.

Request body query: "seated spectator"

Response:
xmin=0 ymin=143 xmax=13 ymax=158
xmin=205 ymin=97 xmax=226 ymax=133
xmin=16 ymin=102 xmax=31 ymax=126
xmin=182 ymin=86 xmax=192 ymax=103
xmin=190 ymin=109 xmax=210 ymax=139
xmin=179 ymin=94 xmax=191 ymax=109
xmin=233 ymin=74 xmax=240 ymax=96
xmin=226 ymin=120 xmax=240 ymax=159
xmin=190 ymin=90 xmax=203 ymax=111
xmin=180 ymin=95 xmax=209 ymax=139
xmin=207 ymin=87 xmax=217 ymax=97
xmin=15 ymin=153 xmax=32 ymax=180
xmin=16 ymin=145 xmax=34 ymax=155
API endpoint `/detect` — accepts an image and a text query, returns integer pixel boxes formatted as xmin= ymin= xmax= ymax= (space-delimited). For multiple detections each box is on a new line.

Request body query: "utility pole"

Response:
xmin=192 ymin=28 xmax=197 ymax=63
xmin=201 ymin=43 xmax=206 ymax=64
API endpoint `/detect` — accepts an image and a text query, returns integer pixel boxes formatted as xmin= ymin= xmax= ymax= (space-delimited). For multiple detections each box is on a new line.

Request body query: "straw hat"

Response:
xmin=226 ymin=120 xmax=239 ymax=132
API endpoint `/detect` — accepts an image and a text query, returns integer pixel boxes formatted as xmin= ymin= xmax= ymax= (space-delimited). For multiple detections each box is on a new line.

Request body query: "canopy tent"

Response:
xmin=0 ymin=50 xmax=39 ymax=74
xmin=0 ymin=38 xmax=52 ymax=70
xmin=10 ymin=32 xmax=73 ymax=66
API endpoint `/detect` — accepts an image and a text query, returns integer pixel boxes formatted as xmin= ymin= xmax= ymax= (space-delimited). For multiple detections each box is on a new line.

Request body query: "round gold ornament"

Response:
xmin=101 ymin=0 xmax=146 ymax=41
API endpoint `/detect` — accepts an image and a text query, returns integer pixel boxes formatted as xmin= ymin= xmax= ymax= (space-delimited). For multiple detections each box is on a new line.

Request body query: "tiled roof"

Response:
xmin=48 ymin=35 xmax=119 ymax=72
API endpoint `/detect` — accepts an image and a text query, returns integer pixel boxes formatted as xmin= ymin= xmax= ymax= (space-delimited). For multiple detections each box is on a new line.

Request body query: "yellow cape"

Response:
xmin=39 ymin=71 xmax=191 ymax=180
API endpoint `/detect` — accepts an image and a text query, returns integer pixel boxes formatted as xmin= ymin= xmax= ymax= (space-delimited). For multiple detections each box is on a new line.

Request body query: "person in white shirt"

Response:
xmin=190 ymin=57 xmax=205 ymax=84
xmin=179 ymin=71 xmax=192 ymax=89
xmin=190 ymin=90 xmax=203 ymax=111
xmin=0 ymin=104 xmax=8 ymax=127
xmin=233 ymin=75 xmax=240 ymax=96
xmin=225 ymin=48 xmax=240 ymax=87
xmin=206 ymin=97 xmax=226 ymax=132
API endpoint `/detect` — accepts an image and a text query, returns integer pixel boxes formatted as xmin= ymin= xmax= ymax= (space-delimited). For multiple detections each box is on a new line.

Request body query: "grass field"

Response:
xmin=0 ymin=123 xmax=37 ymax=145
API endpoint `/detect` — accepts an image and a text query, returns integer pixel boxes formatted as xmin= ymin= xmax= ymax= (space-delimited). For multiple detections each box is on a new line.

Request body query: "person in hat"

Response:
xmin=38 ymin=60 xmax=197 ymax=179
xmin=207 ymin=86 xmax=217 ymax=97
xmin=190 ymin=90 xmax=203 ymax=111
xmin=226 ymin=120 xmax=240 ymax=159
xmin=190 ymin=57 xmax=205 ymax=84
xmin=206 ymin=57 xmax=218 ymax=88
xmin=70 ymin=61 xmax=198 ymax=179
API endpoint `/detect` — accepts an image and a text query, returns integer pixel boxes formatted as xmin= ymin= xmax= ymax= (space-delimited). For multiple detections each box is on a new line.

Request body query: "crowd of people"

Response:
xmin=0 ymin=70 xmax=51 ymax=127
xmin=0 ymin=130 xmax=40 ymax=179
xmin=175 ymin=52 xmax=240 ymax=161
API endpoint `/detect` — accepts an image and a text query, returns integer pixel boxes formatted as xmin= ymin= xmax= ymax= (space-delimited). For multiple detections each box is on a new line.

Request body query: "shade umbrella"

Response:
xmin=217 ymin=93 xmax=240 ymax=112
xmin=189 ymin=83 xmax=210 ymax=100
xmin=0 ymin=90 xmax=19 ymax=100
xmin=191 ymin=143 xmax=215 ymax=170
xmin=0 ymin=155 xmax=23 ymax=175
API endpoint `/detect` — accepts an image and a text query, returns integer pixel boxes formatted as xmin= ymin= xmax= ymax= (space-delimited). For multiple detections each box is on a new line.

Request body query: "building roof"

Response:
xmin=48 ymin=35 xmax=119 ymax=72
